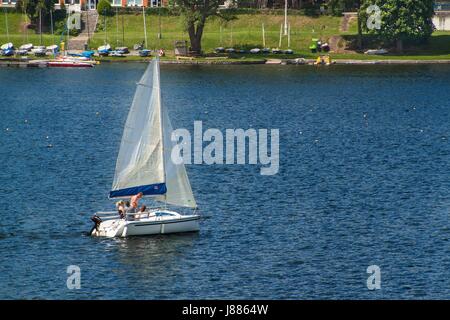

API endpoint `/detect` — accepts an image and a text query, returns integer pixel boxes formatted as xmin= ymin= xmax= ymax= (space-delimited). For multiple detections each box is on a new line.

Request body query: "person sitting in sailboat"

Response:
xmin=133 ymin=205 xmax=147 ymax=220
xmin=130 ymin=192 xmax=143 ymax=213
xmin=116 ymin=200 xmax=126 ymax=219
xmin=124 ymin=201 xmax=131 ymax=213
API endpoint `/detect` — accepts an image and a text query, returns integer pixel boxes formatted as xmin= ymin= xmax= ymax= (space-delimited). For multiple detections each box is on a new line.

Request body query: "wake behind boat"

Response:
xmin=91 ymin=58 xmax=200 ymax=237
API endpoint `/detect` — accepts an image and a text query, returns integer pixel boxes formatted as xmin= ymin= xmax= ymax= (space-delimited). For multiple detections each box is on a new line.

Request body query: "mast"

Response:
xmin=284 ymin=0 xmax=288 ymax=36
xmin=158 ymin=2 xmax=162 ymax=40
xmin=86 ymin=10 xmax=90 ymax=49
xmin=122 ymin=12 xmax=125 ymax=46
xmin=262 ymin=23 xmax=265 ymax=48
xmin=67 ymin=10 xmax=70 ymax=52
xmin=116 ymin=7 xmax=119 ymax=46
xmin=50 ymin=9 xmax=54 ymax=45
xmin=4 ymin=9 xmax=9 ymax=43
xmin=104 ymin=9 xmax=107 ymax=45
xmin=230 ymin=23 xmax=233 ymax=47
xmin=155 ymin=58 xmax=166 ymax=204
xmin=279 ymin=24 xmax=282 ymax=48
xmin=23 ymin=7 xmax=28 ymax=43
xmin=39 ymin=8 xmax=42 ymax=46
xmin=143 ymin=6 xmax=148 ymax=49
xmin=288 ymin=23 xmax=291 ymax=48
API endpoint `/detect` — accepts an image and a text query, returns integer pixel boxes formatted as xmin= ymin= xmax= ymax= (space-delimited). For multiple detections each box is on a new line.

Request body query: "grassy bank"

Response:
xmin=91 ymin=13 xmax=344 ymax=53
xmin=1 ymin=11 xmax=450 ymax=61
xmin=0 ymin=12 xmax=58 ymax=46
xmin=0 ymin=12 xmax=343 ymax=51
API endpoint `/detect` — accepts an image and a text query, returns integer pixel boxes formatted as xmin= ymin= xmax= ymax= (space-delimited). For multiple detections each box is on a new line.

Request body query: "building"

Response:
xmin=0 ymin=0 xmax=17 ymax=8
xmin=434 ymin=2 xmax=450 ymax=31
xmin=0 ymin=0 xmax=167 ymax=11
xmin=57 ymin=0 xmax=167 ymax=12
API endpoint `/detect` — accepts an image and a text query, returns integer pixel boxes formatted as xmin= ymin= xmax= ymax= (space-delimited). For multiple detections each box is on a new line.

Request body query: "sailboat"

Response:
xmin=98 ymin=11 xmax=111 ymax=56
xmin=91 ymin=59 xmax=200 ymax=237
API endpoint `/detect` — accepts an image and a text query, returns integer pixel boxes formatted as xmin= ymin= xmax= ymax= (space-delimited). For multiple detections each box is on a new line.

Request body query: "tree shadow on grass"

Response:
xmin=342 ymin=34 xmax=450 ymax=57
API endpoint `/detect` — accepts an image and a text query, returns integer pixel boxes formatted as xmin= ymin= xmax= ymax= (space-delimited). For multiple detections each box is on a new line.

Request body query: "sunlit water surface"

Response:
xmin=0 ymin=63 xmax=449 ymax=299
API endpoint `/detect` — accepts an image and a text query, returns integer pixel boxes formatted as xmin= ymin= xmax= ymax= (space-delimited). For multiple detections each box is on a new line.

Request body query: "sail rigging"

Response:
xmin=110 ymin=59 xmax=196 ymax=209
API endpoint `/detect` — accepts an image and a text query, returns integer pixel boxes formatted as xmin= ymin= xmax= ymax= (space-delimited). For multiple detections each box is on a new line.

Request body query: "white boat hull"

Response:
xmin=91 ymin=210 xmax=200 ymax=238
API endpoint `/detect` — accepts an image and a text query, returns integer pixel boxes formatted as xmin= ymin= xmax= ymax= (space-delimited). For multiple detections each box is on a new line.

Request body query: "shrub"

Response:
xmin=97 ymin=0 xmax=114 ymax=17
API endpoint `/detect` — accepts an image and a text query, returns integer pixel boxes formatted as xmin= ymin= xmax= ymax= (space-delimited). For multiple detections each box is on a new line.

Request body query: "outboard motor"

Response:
xmin=90 ymin=215 xmax=102 ymax=235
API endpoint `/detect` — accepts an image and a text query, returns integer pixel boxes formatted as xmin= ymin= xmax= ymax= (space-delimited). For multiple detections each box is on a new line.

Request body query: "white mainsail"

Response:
xmin=110 ymin=59 xmax=196 ymax=209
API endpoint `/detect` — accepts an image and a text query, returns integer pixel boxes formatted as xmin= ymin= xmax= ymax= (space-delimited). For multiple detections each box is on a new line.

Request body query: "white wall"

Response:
xmin=433 ymin=12 xmax=450 ymax=31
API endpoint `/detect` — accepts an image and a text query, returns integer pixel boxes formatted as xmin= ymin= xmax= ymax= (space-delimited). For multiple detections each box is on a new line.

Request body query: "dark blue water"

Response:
xmin=0 ymin=63 xmax=449 ymax=299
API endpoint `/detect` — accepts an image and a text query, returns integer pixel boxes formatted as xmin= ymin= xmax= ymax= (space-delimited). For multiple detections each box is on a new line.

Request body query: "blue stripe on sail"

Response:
xmin=109 ymin=183 xmax=167 ymax=198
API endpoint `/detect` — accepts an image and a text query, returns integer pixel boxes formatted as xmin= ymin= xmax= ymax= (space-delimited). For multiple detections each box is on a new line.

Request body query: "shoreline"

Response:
xmin=2 ymin=57 xmax=450 ymax=67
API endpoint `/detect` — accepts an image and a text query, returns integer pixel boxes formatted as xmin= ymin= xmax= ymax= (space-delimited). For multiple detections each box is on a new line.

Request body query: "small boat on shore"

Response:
xmin=32 ymin=46 xmax=46 ymax=56
xmin=138 ymin=49 xmax=151 ymax=57
xmin=0 ymin=49 xmax=14 ymax=56
xmin=68 ymin=51 xmax=95 ymax=59
xmin=110 ymin=50 xmax=125 ymax=57
xmin=90 ymin=58 xmax=199 ymax=238
xmin=46 ymin=45 xmax=58 ymax=53
xmin=287 ymin=58 xmax=306 ymax=65
xmin=19 ymin=43 xmax=33 ymax=51
xmin=16 ymin=49 xmax=28 ymax=56
xmin=115 ymin=47 xmax=129 ymax=54
xmin=271 ymin=48 xmax=283 ymax=54
xmin=365 ymin=49 xmax=388 ymax=55
xmin=133 ymin=43 xmax=144 ymax=51
xmin=1 ymin=43 xmax=13 ymax=50
xmin=48 ymin=60 xmax=94 ymax=68
xmin=1 ymin=43 xmax=14 ymax=56
xmin=48 ymin=56 xmax=95 ymax=68
xmin=98 ymin=44 xmax=111 ymax=56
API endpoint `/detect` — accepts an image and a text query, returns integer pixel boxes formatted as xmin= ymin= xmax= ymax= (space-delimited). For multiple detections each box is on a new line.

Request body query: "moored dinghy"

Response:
xmin=32 ymin=46 xmax=46 ymax=56
xmin=91 ymin=58 xmax=200 ymax=237
xmin=1 ymin=42 xmax=14 ymax=56
xmin=98 ymin=44 xmax=111 ymax=56
xmin=139 ymin=49 xmax=151 ymax=57
xmin=19 ymin=43 xmax=33 ymax=51
xmin=1 ymin=42 xmax=13 ymax=50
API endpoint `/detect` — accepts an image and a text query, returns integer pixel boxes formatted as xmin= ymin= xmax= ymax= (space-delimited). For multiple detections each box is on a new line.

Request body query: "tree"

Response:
xmin=355 ymin=0 xmax=362 ymax=49
xmin=16 ymin=0 xmax=55 ymax=27
xmin=97 ymin=0 xmax=114 ymax=17
xmin=175 ymin=0 xmax=236 ymax=54
xmin=360 ymin=0 xmax=434 ymax=52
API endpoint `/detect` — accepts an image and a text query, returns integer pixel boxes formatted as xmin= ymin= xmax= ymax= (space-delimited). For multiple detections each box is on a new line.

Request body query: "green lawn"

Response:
xmin=91 ymin=13 xmax=343 ymax=52
xmin=0 ymin=12 xmax=62 ymax=46
xmin=0 ymin=12 xmax=343 ymax=52
xmin=1 ymin=11 xmax=450 ymax=60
